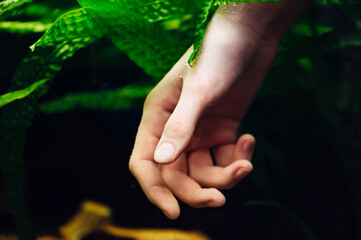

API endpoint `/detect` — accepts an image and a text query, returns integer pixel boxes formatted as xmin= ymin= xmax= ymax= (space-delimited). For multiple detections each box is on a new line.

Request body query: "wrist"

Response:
xmin=215 ymin=0 xmax=314 ymax=47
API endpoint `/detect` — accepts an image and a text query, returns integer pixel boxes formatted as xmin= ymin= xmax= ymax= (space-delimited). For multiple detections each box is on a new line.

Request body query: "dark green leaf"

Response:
xmin=77 ymin=0 xmax=197 ymax=79
xmin=0 ymin=0 xmax=32 ymax=16
xmin=0 ymin=8 xmax=102 ymax=239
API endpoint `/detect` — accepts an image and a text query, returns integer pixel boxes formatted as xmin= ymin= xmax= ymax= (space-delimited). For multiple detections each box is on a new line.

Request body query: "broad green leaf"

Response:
xmin=0 ymin=79 xmax=48 ymax=108
xmin=188 ymin=0 xmax=216 ymax=65
xmin=30 ymin=8 xmax=103 ymax=50
xmin=120 ymin=0 xmax=199 ymax=23
xmin=78 ymin=0 xmax=289 ymax=76
xmin=0 ymin=21 xmax=52 ymax=33
xmin=77 ymin=0 xmax=197 ymax=79
xmin=0 ymin=0 xmax=32 ymax=16
xmin=40 ymin=84 xmax=153 ymax=113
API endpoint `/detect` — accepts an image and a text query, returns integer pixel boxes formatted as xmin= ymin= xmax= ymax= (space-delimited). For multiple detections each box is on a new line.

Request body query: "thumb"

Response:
xmin=154 ymin=90 xmax=205 ymax=164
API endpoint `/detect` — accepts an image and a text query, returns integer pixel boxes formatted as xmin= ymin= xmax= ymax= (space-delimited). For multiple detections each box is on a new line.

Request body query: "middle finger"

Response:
xmin=160 ymin=153 xmax=226 ymax=208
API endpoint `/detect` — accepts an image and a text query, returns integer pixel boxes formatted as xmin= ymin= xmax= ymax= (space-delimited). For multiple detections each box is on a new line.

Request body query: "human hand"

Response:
xmin=129 ymin=1 xmax=308 ymax=219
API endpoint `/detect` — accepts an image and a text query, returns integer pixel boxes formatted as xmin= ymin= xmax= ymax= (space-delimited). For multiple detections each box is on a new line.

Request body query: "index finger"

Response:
xmin=129 ymin=123 xmax=180 ymax=219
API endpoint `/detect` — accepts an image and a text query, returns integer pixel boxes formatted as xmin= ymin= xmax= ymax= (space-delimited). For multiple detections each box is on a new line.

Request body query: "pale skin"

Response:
xmin=129 ymin=0 xmax=314 ymax=220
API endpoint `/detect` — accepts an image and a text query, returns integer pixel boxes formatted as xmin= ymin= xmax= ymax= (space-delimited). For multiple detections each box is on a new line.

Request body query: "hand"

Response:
xmin=129 ymin=3 xmax=285 ymax=219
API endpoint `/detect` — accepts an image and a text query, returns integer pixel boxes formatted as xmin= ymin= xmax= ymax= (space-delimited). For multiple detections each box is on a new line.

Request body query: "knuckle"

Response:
xmin=164 ymin=120 xmax=188 ymax=138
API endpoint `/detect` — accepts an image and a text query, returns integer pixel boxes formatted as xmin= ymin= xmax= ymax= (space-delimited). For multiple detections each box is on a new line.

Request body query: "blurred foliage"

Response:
xmin=0 ymin=79 xmax=48 ymax=107
xmin=239 ymin=1 xmax=361 ymax=239
xmin=40 ymin=83 xmax=153 ymax=113
xmin=0 ymin=0 xmax=360 ymax=239
xmin=0 ymin=43 xmax=98 ymax=240
xmin=0 ymin=0 xmax=32 ymax=17
xmin=0 ymin=2 xmax=100 ymax=239
xmin=0 ymin=21 xmax=51 ymax=33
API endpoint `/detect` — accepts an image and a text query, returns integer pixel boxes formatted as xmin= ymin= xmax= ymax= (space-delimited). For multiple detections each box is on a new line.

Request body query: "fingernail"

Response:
xmin=235 ymin=169 xmax=244 ymax=179
xmin=235 ymin=163 xmax=253 ymax=179
xmin=154 ymin=142 xmax=175 ymax=163
xmin=244 ymin=141 xmax=254 ymax=153
xmin=162 ymin=210 xmax=172 ymax=219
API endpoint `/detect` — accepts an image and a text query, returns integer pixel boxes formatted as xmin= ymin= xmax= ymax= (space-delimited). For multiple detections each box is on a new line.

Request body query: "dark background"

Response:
xmin=0 ymin=1 xmax=360 ymax=240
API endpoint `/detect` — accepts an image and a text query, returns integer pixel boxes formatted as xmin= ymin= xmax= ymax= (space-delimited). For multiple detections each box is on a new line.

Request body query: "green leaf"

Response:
xmin=0 ymin=21 xmax=52 ymax=33
xmin=188 ymin=0 xmax=216 ymax=65
xmin=40 ymin=84 xmax=153 ymax=113
xmin=30 ymin=8 xmax=103 ymax=51
xmin=120 ymin=0 xmax=199 ymax=23
xmin=0 ymin=0 xmax=32 ymax=16
xmin=0 ymin=79 xmax=48 ymax=108
xmin=77 ymin=0 xmax=197 ymax=79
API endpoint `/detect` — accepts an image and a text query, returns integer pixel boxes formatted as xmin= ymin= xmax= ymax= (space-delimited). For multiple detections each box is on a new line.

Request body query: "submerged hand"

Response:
xmin=129 ymin=3 xmax=280 ymax=219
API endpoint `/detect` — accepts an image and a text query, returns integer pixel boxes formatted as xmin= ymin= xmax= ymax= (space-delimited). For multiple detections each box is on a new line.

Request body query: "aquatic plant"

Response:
xmin=0 ymin=0 xmax=360 ymax=239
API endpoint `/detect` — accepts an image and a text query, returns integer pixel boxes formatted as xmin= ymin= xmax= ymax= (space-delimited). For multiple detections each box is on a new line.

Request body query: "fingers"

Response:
xmin=129 ymin=122 xmax=181 ymax=219
xmin=188 ymin=150 xmax=253 ymax=189
xmin=214 ymin=133 xmax=255 ymax=167
xmin=160 ymin=154 xmax=226 ymax=208
xmin=188 ymin=134 xmax=255 ymax=189
xmin=129 ymin=49 xmax=195 ymax=219
xmin=129 ymin=157 xmax=180 ymax=219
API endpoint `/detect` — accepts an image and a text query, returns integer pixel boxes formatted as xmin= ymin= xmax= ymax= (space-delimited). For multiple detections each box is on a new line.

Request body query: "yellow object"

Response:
xmin=0 ymin=201 xmax=209 ymax=240
xmin=104 ymin=225 xmax=209 ymax=240
xmin=59 ymin=200 xmax=209 ymax=240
